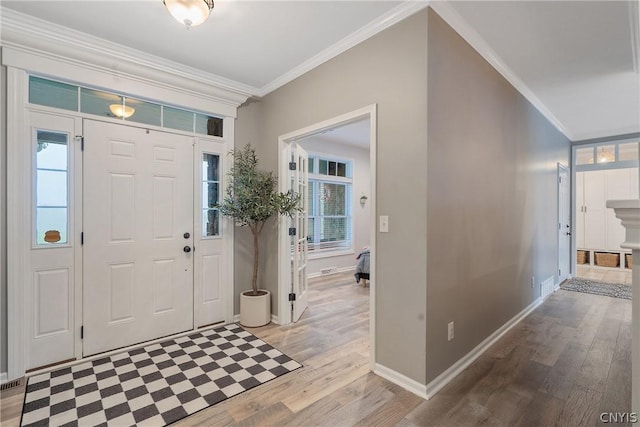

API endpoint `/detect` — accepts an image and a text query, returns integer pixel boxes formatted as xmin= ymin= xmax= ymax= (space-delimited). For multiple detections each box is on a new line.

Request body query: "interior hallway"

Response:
xmin=1 ymin=272 xmax=631 ymax=426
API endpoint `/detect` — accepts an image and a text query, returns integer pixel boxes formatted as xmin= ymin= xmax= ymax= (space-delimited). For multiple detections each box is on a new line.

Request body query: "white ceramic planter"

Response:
xmin=239 ymin=289 xmax=271 ymax=327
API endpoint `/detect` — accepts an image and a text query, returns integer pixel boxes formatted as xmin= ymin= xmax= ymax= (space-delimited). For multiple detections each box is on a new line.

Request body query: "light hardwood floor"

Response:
xmin=576 ymin=265 xmax=633 ymax=285
xmin=1 ymin=272 xmax=631 ymax=426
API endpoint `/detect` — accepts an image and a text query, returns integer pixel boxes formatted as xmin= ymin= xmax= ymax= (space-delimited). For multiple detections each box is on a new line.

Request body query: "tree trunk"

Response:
xmin=252 ymin=227 xmax=259 ymax=295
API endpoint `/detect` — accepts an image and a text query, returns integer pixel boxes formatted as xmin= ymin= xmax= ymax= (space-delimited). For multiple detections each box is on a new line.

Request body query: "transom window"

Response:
xmin=307 ymin=156 xmax=352 ymax=252
xmin=575 ymin=141 xmax=639 ymax=167
xmin=29 ymin=76 xmax=224 ymax=137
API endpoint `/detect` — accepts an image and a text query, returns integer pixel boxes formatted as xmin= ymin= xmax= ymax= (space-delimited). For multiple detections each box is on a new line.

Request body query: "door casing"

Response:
xmin=277 ymin=104 xmax=378 ymax=370
xmin=557 ymin=163 xmax=571 ymax=283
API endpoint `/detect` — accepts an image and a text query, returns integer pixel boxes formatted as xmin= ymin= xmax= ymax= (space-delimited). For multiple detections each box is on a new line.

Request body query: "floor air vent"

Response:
xmin=0 ymin=379 xmax=21 ymax=391
xmin=541 ymin=276 xmax=555 ymax=299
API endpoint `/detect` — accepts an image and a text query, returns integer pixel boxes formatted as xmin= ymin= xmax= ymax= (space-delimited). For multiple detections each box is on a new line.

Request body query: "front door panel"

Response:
xmin=83 ymin=120 xmax=194 ymax=356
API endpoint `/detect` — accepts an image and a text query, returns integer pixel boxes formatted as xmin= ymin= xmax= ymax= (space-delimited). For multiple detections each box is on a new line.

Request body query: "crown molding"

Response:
xmin=256 ymin=0 xmax=430 ymax=97
xmin=572 ymin=125 xmax=640 ymax=143
xmin=0 ymin=7 xmax=256 ymax=108
xmin=429 ymin=1 xmax=575 ymax=141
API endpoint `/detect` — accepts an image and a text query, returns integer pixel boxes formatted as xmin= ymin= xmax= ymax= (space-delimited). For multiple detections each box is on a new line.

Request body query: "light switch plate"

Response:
xmin=379 ymin=216 xmax=389 ymax=232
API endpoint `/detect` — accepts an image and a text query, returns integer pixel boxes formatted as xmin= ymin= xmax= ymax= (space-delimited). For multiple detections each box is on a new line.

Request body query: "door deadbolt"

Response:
xmin=183 ymin=232 xmax=190 ymax=239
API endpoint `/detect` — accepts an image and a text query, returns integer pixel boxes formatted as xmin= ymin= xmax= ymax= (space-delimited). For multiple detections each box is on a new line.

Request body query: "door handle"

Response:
xmin=183 ymin=246 xmax=192 ymax=253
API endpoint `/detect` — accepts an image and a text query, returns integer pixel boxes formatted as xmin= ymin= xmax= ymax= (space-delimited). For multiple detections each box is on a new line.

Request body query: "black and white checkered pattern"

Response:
xmin=21 ymin=324 xmax=301 ymax=426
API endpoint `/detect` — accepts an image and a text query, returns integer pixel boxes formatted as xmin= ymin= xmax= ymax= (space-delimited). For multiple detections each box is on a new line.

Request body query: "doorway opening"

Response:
xmin=277 ymin=105 xmax=377 ymax=368
xmin=572 ymin=139 xmax=639 ymax=285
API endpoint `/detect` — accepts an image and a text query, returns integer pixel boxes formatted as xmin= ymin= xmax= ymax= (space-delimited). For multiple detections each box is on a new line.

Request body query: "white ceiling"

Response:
xmin=1 ymin=0 xmax=639 ymax=141
xmin=446 ymin=1 xmax=640 ymax=141
xmin=302 ymin=118 xmax=371 ymax=149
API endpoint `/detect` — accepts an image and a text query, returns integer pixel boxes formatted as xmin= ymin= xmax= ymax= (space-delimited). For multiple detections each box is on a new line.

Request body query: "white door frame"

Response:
xmin=557 ymin=163 xmax=571 ymax=283
xmin=277 ymin=104 xmax=377 ymax=369
xmin=5 ymin=63 xmax=236 ymax=380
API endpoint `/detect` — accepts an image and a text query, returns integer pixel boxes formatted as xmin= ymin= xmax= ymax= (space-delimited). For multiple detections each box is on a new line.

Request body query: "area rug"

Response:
xmin=561 ymin=277 xmax=631 ymax=300
xmin=21 ymin=324 xmax=301 ymax=426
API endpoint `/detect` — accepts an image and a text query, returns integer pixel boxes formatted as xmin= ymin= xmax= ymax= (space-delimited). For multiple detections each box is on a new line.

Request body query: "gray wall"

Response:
xmin=1 ymin=61 xmax=7 ymax=374
xmin=236 ymin=10 xmax=430 ymax=383
xmin=425 ymin=10 xmax=571 ymax=383
xmin=233 ymin=100 xmax=263 ymax=315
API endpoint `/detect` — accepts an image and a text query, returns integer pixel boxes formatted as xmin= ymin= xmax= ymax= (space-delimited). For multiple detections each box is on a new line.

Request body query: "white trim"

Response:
xmin=373 ymin=363 xmax=428 ymax=400
xmin=368 ymin=106 xmax=377 ymax=371
xmin=307 ymin=266 xmax=355 ymax=279
xmin=0 ymin=373 xmax=8 ymax=385
xmin=0 ymin=7 xmax=254 ymax=108
xmin=270 ymin=314 xmax=280 ymax=325
xmin=277 ymin=104 xmax=377 ymax=371
xmin=7 ymin=67 xmax=28 ymax=381
xmin=557 ymin=163 xmax=571 ymax=283
xmin=257 ymin=1 xmax=429 ymax=97
xmin=224 ymin=120 xmax=236 ymax=325
xmin=429 ymin=1 xmax=574 ymax=141
xmin=7 ymin=67 xmax=237 ymax=379
xmin=0 ymin=3 xmax=431 ymax=101
xmin=308 ymin=249 xmax=355 ymax=261
xmin=424 ymin=296 xmax=543 ymax=399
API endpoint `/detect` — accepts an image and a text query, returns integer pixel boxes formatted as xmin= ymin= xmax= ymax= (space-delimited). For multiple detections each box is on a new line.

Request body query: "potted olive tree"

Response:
xmin=218 ymin=144 xmax=300 ymax=327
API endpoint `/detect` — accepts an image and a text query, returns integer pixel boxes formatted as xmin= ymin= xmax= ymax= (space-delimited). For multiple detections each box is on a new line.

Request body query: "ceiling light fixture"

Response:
xmin=164 ymin=0 xmax=214 ymax=28
xmin=109 ymin=104 xmax=135 ymax=119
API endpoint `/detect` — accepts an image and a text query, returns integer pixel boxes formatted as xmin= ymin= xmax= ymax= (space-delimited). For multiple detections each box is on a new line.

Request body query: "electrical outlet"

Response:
xmin=448 ymin=322 xmax=454 ymax=341
xmin=531 ymin=276 xmax=535 ymax=288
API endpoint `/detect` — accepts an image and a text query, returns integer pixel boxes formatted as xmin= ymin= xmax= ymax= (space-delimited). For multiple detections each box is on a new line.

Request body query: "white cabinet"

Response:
xmin=583 ymin=170 xmax=606 ymax=249
xmin=577 ymin=167 xmax=638 ymax=257
xmin=576 ymin=172 xmax=585 ymax=248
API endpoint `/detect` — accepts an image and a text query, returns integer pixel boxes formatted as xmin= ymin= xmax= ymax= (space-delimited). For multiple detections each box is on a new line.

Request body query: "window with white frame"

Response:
xmin=307 ymin=155 xmax=352 ymax=252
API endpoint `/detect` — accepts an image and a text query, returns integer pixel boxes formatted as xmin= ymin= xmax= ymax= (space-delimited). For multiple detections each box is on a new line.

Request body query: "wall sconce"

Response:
xmin=360 ymin=194 xmax=368 ymax=207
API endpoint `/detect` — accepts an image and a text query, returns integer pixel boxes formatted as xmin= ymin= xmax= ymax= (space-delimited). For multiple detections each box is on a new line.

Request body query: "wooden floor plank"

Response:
xmin=0 ymin=274 xmax=631 ymax=427
xmin=557 ymin=386 xmax=604 ymax=427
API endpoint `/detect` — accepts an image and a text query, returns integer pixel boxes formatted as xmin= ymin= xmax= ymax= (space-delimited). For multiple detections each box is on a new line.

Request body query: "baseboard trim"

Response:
xmin=424 ymin=296 xmax=544 ymax=399
xmin=308 ymin=266 xmax=356 ymax=279
xmin=271 ymin=314 xmax=280 ymax=325
xmin=373 ymin=363 xmax=428 ymax=400
xmin=0 ymin=372 xmax=7 ymax=384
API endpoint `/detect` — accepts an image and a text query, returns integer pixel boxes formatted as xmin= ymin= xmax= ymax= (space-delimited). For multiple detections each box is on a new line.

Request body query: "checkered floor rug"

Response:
xmin=21 ymin=324 xmax=301 ymax=426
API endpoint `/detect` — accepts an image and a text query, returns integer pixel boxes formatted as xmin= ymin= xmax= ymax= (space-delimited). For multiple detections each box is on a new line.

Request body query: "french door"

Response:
xmin=289 ymin=143 xmax=309 ymax=322
xmin=83 ymin=120 xmax=194 ymax=356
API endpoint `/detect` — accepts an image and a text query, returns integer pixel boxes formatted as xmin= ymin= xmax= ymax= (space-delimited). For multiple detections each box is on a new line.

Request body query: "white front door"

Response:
xmin=558 ymin=164 xmax=571 ymax=282
xmin=83 ymin=120 xmax=194 ymax=356
xmin=289 ymin=143 xmax=309 ymax=322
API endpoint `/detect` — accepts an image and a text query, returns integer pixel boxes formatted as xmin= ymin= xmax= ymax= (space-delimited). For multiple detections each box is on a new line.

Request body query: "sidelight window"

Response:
xmin=202 ymin=153 xmax=221 ymax=237
xmin=35 ymin=130 xmax=69 ymax=245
